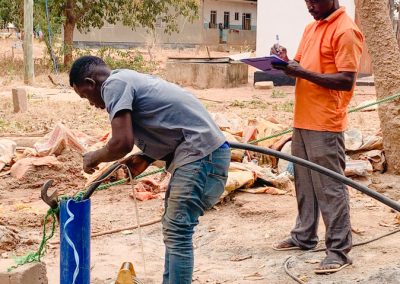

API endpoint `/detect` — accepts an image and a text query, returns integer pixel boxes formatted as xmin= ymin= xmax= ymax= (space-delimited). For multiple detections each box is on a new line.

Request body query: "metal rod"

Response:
xmin=82 ymin=162 xmax=121 ymax=200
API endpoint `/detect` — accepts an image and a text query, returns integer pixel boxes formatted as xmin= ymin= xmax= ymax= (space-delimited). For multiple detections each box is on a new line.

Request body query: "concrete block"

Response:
xmin=166 ymin=60 xmax=248 ymax=89
xmin=12 ymin=88 xmax=28 ymax=113
xmin=254 ymin=81 xmax=274 ymax=90
xmin=0 ymin=260 xmax=48 ymax=284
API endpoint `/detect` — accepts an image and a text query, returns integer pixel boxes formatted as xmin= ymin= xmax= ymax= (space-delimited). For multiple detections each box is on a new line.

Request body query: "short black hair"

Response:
xmin=69 ymin=55 xmax=107 ymax=87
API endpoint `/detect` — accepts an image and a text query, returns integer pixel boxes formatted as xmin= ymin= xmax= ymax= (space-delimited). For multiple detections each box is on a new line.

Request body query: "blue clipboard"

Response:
xmin=241 ymin=55 xmax=288 ymax=72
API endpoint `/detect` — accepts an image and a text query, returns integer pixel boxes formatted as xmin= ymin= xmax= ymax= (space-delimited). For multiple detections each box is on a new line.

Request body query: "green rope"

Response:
xmin=9 ymin=167 xmax=166 ymax=271
xmin=75 ymin=167 xmax=166 ymax=200
xmin=248 ymin=92 xmax=400 ymax=144
xmin=249 ymin=128 xmax=293 ymax=144
xmin=8 ymin=207 xmax=58 ymax=272
xmin=348 ymin=92 xmax=400 ymax=113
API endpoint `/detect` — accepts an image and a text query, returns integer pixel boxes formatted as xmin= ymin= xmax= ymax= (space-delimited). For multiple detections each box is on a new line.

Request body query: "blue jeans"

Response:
xmin=162 ymin=146 xmax=231 ymax=284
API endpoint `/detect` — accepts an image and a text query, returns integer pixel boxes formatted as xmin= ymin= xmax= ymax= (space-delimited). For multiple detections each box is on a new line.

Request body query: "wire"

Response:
xmin=284 ymin=256 xmax=306 ymax=284
xmin=283 ymin=228 xmax=400 ymax=283
xmin=123 ymin=164 xmax=148 ymax=277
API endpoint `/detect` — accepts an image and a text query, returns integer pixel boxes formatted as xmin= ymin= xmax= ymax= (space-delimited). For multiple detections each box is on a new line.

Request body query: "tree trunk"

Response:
xmin=355 ymin=0 xmax=400 ymax=173
xmin=63 ymin=0 xmax=75 ymax=67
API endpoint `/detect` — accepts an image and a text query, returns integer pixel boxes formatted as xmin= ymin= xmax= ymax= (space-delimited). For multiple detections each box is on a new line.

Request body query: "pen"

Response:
xmin=275 ymin=34 xmax=281 ymax=55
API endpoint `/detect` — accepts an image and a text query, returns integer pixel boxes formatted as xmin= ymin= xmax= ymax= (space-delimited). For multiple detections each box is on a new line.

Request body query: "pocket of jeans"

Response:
xmin=202 ymin=172 xmax=227 ymax=210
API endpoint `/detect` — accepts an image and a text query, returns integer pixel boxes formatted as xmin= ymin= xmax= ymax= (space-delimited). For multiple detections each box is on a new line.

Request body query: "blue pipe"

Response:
xmin=60 ymin=198 xmax=91 ymax=284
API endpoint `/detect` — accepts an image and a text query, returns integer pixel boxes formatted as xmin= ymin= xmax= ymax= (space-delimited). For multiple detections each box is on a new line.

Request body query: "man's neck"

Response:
xmin=322 ymin=3 xmax=340 ymax=20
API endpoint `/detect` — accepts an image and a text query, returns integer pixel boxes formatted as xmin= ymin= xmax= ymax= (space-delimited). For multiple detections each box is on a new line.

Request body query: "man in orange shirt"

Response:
xmin=271 ymin=0 xmax=364 ymax=274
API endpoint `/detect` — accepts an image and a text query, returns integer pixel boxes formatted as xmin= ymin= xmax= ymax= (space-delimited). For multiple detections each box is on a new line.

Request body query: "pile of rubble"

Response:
xmin=0 ymin=115 xmax=386 ymax=200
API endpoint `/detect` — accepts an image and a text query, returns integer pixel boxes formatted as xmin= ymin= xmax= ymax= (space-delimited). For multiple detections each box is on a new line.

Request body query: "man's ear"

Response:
xmin=84 ymin=78 xmax=96 ymax=88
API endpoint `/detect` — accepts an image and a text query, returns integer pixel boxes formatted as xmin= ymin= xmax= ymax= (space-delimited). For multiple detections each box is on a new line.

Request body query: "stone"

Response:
xmin=0 ymin=261 xmax=48 ymax=284
xmin=0 ymin=226 xmax=20 ymax=252
xmin=12 ymin=88 xmax=28 ymax=113
xmin=254 ymin=81 xmax=274 ymax=89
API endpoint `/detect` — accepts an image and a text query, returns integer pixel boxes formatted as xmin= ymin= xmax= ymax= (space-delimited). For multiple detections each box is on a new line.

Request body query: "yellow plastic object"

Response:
xmin=115 ymin=262 xmax=136 ymax=284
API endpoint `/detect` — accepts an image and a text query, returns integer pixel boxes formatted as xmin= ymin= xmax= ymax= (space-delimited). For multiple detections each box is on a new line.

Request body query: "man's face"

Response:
xmin=73 ymin=80 xmax=106 ymax=109
xmin=305 ymin=0 xmax=335 ymax=20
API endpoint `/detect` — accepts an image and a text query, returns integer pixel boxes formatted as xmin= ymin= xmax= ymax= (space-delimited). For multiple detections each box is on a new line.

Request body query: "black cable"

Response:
xmin=283 ymin=228 xmax=400 ymax=283
xmin=229 ymin=142 xmax=400 ymax=212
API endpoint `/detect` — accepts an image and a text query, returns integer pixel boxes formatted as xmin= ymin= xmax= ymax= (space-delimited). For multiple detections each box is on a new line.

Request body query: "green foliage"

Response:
xmin=271 ymin=90 xmax=287 ymax=98
xmin=75 ymin=47 xmax=156 ymax=73
xmin=272 ymin=100 xmax=294 ymax=113
xmin=1 ymin=0 xmax=199 ymax=65
xmin=0 ymin=0 xmax=23 ymax=29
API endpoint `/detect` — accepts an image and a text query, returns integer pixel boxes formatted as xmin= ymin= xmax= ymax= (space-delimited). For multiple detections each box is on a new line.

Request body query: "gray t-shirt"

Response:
xmin=101 ymin=69 xmax=226 ymax=173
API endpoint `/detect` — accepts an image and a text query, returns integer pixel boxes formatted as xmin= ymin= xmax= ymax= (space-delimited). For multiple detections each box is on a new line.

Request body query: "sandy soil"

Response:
xmin=0 ymin=38 xmax=399 ymax=284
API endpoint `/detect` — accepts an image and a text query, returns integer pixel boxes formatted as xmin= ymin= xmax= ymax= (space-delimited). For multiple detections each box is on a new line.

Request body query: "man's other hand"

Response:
xmin=270 ymin=44 xmax=289 ymax=62
xmin=273 ymin=60 xmax=304 ymax=77
xmin=83 ymin=151 xmax=100 ymax=174
xmin=119 ymin=154 xmax=150 ymax=178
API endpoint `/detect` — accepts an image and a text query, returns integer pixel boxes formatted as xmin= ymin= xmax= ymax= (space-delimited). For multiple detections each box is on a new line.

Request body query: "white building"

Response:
xmin=74 ymin=0 xmax=257 ymax=49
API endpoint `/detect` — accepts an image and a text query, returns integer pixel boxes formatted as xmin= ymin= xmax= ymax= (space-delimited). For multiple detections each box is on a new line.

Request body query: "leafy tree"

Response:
xmin=46 ymin=0 xmax=199 ymax=66
xmin=1 ymin=0 xmax=199 ymax=66
xmin=0 ymin=0 xmax=23 ymax=30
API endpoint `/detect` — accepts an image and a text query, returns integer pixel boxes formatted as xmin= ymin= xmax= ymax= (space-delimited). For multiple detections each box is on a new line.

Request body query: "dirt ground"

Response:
xmin=1 ymin=38 xmax=400 ymax=284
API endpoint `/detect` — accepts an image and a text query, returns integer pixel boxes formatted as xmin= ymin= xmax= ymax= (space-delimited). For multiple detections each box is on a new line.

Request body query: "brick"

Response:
xmin=11 ymin=88 xmax=28 ymax=113
xmin=254 ymin=81 xmax=274 ymax=90
xmin=0 ymin=260 xmax=48 ymax=284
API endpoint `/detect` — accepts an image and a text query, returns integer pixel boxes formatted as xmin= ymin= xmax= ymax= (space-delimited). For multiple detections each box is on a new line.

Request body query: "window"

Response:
xmin=235 ymin=12 xmax=239 ymax=21
xmin=210 ymin=11 xmax=217 ymax=28
xmin=224 ymin=12 xmax=230 ymax=29
xmin=242 ymin=13 xmax=251 ymax=30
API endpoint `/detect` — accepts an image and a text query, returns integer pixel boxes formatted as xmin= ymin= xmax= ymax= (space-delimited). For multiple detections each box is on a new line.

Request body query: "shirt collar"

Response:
xmin=320 ymin=6 xmax=346 ymax=23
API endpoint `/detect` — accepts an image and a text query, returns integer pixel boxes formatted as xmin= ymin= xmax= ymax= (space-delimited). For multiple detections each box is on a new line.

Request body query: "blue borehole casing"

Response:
xmin=60 ymin=198 xmax=91 ymax=284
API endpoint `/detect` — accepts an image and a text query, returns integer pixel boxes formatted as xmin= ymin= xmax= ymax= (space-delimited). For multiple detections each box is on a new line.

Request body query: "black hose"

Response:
xmin=229 ymin=141 xmax=400 ymax=212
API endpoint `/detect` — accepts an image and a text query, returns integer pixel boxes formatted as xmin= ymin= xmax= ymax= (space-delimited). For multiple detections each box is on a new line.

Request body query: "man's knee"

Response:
xmin=162 ymin=214 xmax=194 ymax=249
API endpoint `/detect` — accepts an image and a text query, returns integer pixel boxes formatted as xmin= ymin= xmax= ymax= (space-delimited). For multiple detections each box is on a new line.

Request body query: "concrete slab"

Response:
xmin=356 ymin=75 xmax=375 ymax=86
xmin=166 ymin=59 xmax=248 ymax=89
xmin=0 ymin=260 xmax=48 ymax=284
xmin=254 ymin=81 xmax=274 ymax=89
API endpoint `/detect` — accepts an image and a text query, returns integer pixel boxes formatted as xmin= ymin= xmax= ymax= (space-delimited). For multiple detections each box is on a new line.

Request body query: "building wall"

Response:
xmin=256 ymin=0 xmax=356 ymax=58
xmin=73 ymin=17 xmax=204 ymax=47
xmin=203 ymin=29 xmax=256 ymax=46
xmin=73 ymin=0 xmax=257 ymax=48
xmin=203 ymin=0 xmax=257 ymax=30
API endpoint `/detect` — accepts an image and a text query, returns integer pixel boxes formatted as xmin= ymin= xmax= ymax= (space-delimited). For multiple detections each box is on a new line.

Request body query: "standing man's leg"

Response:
xmin=274 ymin=128 xmax=320 ymax=250
xmin=290 ymin=128 xmax=320 ymax=249
xmin=162 ymin=148 xmax=230 ymax=284
xmin=302 ymin=130 xmax=352 ymax=269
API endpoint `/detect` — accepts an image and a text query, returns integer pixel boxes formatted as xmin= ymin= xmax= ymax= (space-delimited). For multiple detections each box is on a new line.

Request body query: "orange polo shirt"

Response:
xmin=294 ymin=7 xmax=364 ymax=132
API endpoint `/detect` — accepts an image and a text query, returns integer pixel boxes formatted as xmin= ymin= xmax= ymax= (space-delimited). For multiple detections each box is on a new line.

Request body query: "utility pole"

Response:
xmin=24 ymin=0 xmax=34 ymax=85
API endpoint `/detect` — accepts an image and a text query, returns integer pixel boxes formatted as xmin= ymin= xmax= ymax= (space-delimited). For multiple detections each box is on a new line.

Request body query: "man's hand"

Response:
xmin=83 ymin=151 xmax=101 ymax=174
xmin=273 ymin=60 xmax=304 ymax=77
xmin=270 ymin=44 xmax=289 ymax=62
xmin=119 ymin=154 xmax=151 ymax=178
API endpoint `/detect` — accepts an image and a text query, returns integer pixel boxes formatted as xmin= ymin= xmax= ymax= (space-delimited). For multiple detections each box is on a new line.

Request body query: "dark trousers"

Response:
xmin=290 ymin=128 xmax=352 ymax=262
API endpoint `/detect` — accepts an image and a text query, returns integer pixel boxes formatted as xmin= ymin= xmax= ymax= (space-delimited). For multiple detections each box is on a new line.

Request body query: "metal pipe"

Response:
xmin=229 ymin=141 xmax=400 ymax=212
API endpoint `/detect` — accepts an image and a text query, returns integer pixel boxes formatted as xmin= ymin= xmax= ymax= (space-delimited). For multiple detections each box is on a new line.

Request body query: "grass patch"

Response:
xmin=229 ymin=99 xmax=271 ymax=109
xmin=271 ymin=90 xmax=287 ymax=98
xmin=272 ymin=100 xmax=294 ymax=113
